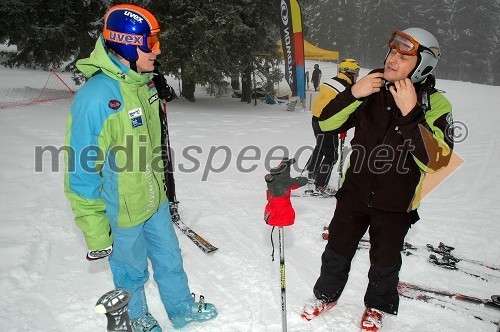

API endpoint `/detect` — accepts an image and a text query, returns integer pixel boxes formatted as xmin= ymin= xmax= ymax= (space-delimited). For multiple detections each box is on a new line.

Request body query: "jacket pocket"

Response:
xmin=120 ymin=197 xmax=132 ymax=226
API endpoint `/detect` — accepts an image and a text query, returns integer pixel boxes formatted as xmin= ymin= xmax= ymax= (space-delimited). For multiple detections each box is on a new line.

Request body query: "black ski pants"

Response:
xmin=313 ymin=189 xmax=414 ymax=315
xmin=306 ymin=117 xmax=339 ymax=189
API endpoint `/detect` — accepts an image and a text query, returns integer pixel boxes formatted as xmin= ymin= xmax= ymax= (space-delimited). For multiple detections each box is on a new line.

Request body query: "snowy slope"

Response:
xmin=0 ymin=66 xmax=498 ymax=332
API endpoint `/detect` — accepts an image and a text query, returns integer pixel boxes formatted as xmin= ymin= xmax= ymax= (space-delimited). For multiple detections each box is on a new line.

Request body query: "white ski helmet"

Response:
xmin=387 ymin=28 xmax=442 ymax=83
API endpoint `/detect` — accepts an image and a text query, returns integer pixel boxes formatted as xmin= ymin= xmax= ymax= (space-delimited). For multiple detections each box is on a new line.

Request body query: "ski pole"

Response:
xmin=279 ymin=227 xmax=287 ymax=332
xmin=337 ymin=132 xmax=347 ymax=190
xmin=264 ymin=158 xmax=307 ymax=330
xmin=300 ymin=134 xmax=324 ymax=178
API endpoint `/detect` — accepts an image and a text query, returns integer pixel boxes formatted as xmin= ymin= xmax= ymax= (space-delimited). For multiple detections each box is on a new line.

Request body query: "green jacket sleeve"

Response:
xmin=398 ymin=91 xmax=454 ymax=173
xmin=318 ymin=86 xmax=362 ymax=133
xmin=64 ymin=93 xmax=113 ymax=250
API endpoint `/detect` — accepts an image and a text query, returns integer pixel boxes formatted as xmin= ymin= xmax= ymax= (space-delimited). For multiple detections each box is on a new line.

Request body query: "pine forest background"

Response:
xmin=1 ymin=0 xmax=499 ymax=95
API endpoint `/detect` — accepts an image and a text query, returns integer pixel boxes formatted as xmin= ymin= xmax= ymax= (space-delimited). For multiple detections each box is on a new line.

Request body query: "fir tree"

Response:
xmin=0 ymin=0 xmax=106 ymax=77
xmin=150 ymin=0 xmax=281 ymax=102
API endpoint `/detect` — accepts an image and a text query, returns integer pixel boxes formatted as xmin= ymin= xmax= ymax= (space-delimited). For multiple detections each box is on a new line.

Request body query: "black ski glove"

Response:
xmin=153 ymin=61 xmax=177 ymax=102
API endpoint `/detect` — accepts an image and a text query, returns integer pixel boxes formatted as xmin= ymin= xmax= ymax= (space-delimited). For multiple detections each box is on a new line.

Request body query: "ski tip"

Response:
xmin=205 ymin=247 xmax=219 ymax=253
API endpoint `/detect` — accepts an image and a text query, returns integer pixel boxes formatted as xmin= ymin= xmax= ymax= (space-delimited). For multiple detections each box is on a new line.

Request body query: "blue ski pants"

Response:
xmin=107 ymin=201 xmax=194 ymax=320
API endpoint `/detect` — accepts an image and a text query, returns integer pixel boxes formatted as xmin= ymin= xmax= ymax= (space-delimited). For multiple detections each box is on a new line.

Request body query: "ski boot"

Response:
xmin=170 ymin=294 xmax=218 ymax=329
xmin=316 ymin=186 xmax=336 ymax=197
xmin=360 ymin=307 xmax=383 ymax=331
xmin=301 ymin=297 xmax=337 ymax=321
xmin=304 ymin=177 xmax=315 ymax=195
xmin=132 ymin=312 xmax=162 ymax=332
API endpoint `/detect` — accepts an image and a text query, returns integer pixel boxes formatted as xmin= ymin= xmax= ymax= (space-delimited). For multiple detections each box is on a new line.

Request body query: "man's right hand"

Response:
xmin=351 ymin=72 xmax=385 ymax=99
xmin=86 ymin=245 xmax=113 ymax=261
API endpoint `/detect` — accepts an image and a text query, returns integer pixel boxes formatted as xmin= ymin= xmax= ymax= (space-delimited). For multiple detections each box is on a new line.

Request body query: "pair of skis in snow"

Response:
xmin=397 ymin=281 xmax=500 ymax=326
xmin=322 ymin=228 xmax=500 ymax=282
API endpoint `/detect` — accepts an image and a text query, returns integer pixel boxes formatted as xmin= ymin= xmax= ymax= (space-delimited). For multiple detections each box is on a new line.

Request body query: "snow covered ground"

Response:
xmin=0 ymin=64 xmax=499 ymax=332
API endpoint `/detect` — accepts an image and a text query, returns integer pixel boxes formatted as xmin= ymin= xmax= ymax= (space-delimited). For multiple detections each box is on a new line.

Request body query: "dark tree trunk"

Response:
xmin=231 ymin=75 xmax=240 ymax=91
xmin=240 ymin=66 xmax=252 ymax=103
xmin=182 ymin=80 xmax=196 ymax=102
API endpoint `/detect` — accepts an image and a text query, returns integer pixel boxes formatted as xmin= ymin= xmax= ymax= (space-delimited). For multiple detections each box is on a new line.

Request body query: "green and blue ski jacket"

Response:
xmin=64 ymin=37 xmax=166 ymax=250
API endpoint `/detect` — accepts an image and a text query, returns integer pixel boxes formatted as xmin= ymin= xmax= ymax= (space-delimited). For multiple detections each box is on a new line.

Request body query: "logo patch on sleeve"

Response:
xmin=149 ymin=93 xmax=159 ymax=105
xmin=128 ymin=108 xmax=143 ymax=128
xmin=108 ymin=99 xmax=121 ymax=110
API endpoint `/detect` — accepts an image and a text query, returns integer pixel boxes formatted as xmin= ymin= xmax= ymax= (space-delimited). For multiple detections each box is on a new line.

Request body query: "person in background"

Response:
xmin=305 ymin=59 xmax=360 ymax=197
xmin=301 ymin=28 xmax=453 ymax=332
xmin=64 ymin=4 xmax=217 ymax=331
xmin=311 ymin=63 xmax=322 ymax=91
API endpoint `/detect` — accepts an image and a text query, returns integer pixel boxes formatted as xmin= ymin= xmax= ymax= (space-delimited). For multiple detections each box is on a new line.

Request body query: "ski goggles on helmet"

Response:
xmin=145 ymin=33 xmax=160 ymax=52
xmin=103 ymin=28 xmax=160 ymax=53
xmin=340 ymin=67 xmax=360 ymax=76
xmin=388 ymin=31 xmax=441 ymax=59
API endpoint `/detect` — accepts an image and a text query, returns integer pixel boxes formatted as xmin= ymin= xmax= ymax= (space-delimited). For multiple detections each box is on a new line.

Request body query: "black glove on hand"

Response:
xmin=153 ymin=62 xmax=177 ymax=102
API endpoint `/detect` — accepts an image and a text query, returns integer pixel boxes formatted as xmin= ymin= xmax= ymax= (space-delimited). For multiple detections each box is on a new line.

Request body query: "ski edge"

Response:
xmin=172 ymin=218 xmax=218 ymax=253
xmin=398 ymin=282 xmax=500 ymax=309
xmin=398 ymin=286 xmax=499 ymax=325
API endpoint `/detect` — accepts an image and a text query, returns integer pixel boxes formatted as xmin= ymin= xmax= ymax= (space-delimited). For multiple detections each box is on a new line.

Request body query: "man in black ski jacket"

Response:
xmin=301 ymin=28 xmax=454 ymax=331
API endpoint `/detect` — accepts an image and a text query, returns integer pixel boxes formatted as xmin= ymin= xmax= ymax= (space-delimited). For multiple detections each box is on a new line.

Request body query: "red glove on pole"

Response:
xmin=264 ymin=158 xmax=307 ymax=227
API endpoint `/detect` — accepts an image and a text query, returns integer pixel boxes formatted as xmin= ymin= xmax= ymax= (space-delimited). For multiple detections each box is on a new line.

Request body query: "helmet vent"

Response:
xmin=421 ymin=66 xmax=433 ymax=76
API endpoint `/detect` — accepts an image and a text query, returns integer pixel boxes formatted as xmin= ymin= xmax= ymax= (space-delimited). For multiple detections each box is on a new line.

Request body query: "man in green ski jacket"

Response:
xmin=64 ymin=4 xmax=217 ymax=331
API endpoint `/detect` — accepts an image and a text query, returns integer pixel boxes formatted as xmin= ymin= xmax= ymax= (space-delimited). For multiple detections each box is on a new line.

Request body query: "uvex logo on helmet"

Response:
xmin=108 ymin=31 xmax=143 ymax=46
xmin=280 ymin=0 xmax=289 ymax=25
xmin=124 ymin=11 xmax=144 ymax=23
